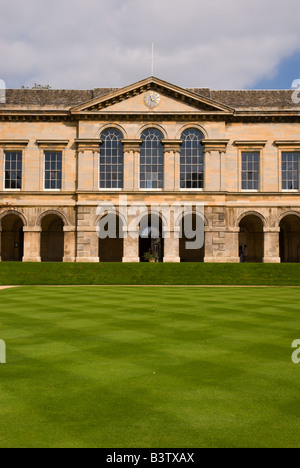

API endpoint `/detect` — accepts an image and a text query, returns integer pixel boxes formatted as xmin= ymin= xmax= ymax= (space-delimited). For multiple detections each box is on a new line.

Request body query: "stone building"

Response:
xmin=0 ymin=76 xmax=300 ymax=263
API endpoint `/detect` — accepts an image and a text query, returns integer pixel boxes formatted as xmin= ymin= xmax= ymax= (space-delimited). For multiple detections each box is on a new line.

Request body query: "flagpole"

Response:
xmin=151 ymin=42 xmax=154 ymax=76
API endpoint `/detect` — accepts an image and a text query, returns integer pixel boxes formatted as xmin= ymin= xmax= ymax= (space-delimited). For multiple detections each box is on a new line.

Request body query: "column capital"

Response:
xmin=161 ymin=139 xmax=183 ymax=152
xmin=75 ymin=139 xmax=102 ymax=151
xmin=121 ymin=139 xmax=142 ymax=152
xmin=202 ymin=139 xmax=229 ymax=152
xmin=23 ymin=226 xmax=42 ymax=232
xmin=263 ymin=227 xmax=281 ymax=233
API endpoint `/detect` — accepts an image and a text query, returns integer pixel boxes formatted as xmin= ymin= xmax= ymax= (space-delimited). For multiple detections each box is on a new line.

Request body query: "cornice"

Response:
xmin=36 ymin=139 xmax=69 ymax=149
xmin=274 ymin=140 xmax=300 ymax=147
xmin=234 ymin=140 xmax=268 ymax=148
xmin=0 ymin=139 xmax=29 ymax=147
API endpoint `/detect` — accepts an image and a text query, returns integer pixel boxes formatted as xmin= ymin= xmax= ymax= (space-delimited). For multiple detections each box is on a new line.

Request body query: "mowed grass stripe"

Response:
xmin=0 ymin=286 xmax=299 ymax=448
xmin=1 ymin=262 xmax=300 ymax=285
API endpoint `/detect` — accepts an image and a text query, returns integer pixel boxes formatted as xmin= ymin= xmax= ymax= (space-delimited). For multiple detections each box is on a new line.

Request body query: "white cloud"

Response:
xmin=1 ymin=0 xmax=300 ymax=89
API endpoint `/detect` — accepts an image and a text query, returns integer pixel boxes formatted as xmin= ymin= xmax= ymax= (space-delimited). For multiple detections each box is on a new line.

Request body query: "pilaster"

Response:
xmin=23 ymin=226 xmax=42 ymax=262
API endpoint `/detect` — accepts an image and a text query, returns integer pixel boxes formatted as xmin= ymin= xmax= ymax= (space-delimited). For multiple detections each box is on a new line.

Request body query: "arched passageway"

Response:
xmin=139 ymin=214 xmax=164 ymax=262
xmin=98 ymin=214 xmax=124 ymax=262
xmin=239 ymin=215 xmax=264 ymax=262
xmin=1 ymin=213 xmax=24 ymax=261
xmin=41 ymin=214 xmax=64 ymax=262
xmin=280 ymin=215 xmax=300 ymax=263
xmin=179 ymin=214 xmax=205 ymax=262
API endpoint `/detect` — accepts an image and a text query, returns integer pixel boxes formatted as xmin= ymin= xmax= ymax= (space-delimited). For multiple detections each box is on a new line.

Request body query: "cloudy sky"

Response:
xmin=1 ymin=0 xmax=300 ymax=90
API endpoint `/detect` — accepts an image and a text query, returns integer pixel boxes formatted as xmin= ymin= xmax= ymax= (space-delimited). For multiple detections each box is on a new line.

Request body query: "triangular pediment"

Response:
xmin=70 ymin=77 xmax=234 ymax=115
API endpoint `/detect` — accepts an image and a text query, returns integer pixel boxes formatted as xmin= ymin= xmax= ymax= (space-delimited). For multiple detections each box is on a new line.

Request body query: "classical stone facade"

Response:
xmin=0 ymin=76 xmax=300 ymax=263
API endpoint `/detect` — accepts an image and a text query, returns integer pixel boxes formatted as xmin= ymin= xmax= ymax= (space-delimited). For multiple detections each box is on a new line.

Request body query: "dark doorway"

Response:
xmin=239 ymin=215 xmax=264 ymax=262
xmin=41 ymin=214 xmax=64 ymax=262
xmin=99 ymin=214 xmax=124 ymax=262
xmin=280 ymin=215 xmax=300 ymax=263
xmin=1 ymin=214 xmax=24 ymax=261
xmin=139 ymin=214 xmax=164 ymax=262
xmin=179 ymin=214 xmax=205 ymax=262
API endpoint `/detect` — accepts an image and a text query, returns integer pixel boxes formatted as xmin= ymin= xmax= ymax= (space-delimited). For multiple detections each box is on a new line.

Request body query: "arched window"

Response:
xmin=140 ymin=129 xmax=164 ymax=189
xmin=100 ymin=128 xmax=124 ymax=189
xmin=180 ymin=129 xmax=204 ymax=189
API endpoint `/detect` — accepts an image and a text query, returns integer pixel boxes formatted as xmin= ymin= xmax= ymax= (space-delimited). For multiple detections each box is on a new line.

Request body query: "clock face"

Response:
xmin=144 ymin=91 xmax=161 ymax=109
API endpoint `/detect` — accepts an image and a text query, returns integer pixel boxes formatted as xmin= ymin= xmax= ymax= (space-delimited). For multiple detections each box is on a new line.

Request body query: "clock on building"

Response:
xmin=144 ymin=91 xmax=161 ymax=109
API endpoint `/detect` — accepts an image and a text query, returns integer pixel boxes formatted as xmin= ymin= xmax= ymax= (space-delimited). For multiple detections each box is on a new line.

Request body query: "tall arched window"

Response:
xmin=180 ymin=129 xmax=204 ymax=189
xmin=100 ymin=128 xmax=124 ymax=189
xmin=140 ymin=129 xmax=164 ymax=189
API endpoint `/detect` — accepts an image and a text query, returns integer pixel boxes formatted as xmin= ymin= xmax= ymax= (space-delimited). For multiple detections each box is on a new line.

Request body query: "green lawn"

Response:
xmin=1 ymin=262 xmax=300 ymax=285
xmin=0 ymin=286 xmax=299 ymax=448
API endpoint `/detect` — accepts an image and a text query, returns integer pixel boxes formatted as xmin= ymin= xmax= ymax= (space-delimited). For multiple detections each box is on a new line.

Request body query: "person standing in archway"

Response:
xmin=243 ymin=245 xmax=248 ymax=263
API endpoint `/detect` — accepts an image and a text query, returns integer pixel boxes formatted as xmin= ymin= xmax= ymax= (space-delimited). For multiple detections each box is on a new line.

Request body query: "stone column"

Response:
xmin=220 ymin=151 xmax=226 ymax=191
xmin=123 ymin=226 xmax=140 ymax=262
xmin=76 ymin=228 xmax=99 ymax=262
xmin=263 ymin=228 xmax=281 ymax=263
xmin=202 ymin=140 xmax=229 ymax=191
xmin=224 ymin=228 xmax=240 ymax=263
xmin=75 ymin=139 xmax=102 ymax=191
xmin=23 ymin=227 xmax=42 ymax=262
xmin=121 ymin=140 xmax=142 ymax=191
xmin=63 ymin=226 xmax=76 ymax=262
xmin=161 ymin=140 xmax=182 ymax=191
xmin=204 ymin=228 xmax=240 ymax=263
xmin=163 ymin=226 xmax=180 ymax=262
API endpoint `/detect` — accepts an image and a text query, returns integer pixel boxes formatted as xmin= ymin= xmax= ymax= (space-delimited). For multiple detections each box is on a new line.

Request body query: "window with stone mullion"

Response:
xmin=4 ymin=151 xmax=22 ymax=189
xmin=140 ymin=129 xmax=164 ymax=189
xmin=180 ymin=129 xmax=204 ymax=189
xmin=282 ymin=152 xmax=299 ymax=190
xmin=99 ymin=128 xmax=124 ymax=189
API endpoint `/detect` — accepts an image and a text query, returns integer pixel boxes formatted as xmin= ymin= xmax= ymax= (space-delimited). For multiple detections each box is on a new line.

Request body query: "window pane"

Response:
xmin=282 ymin=152 xmax=299 ymax=190
xmin=180 ymin=129 xmax=204 ymax=189
xmin=241 ymin=152 xmax=260 ymax=190
xmin=140 ymin=129 xmax=164 ymax=189
xmin=44 ymin=151 xmax=62 ymax=190
xmin=99 ymin=128 xmax=124 ymax=189
xmin=4 ymin=151 xmax=22 ymax=190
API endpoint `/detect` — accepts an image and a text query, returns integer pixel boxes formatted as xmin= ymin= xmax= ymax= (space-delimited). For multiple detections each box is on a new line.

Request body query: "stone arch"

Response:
xmin=98 ymin=123 xmax=127 ymax=138
xmin=36 ymin=210 xmax=69 ymax=228
xmin=275 ymin=210 xmax=300 ymax=228
xmin=175 ymin=208 xmax=208 ymax=230
xmin=176 ymin=123 xmax=208 ymax=140
xmin=137 ymin=123 xmax=168 ymax=140
xmin=235 ymin=210 xmax=267 ymax=228
xmin=0 ymin=209 xmax=27 ymax=227
xmin=95 ymin=208 xmax=127 ymax=230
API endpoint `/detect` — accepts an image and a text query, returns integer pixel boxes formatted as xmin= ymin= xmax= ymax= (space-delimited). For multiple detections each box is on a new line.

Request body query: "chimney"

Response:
xmin=0 ymin=79 xmax=6 ymax=104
